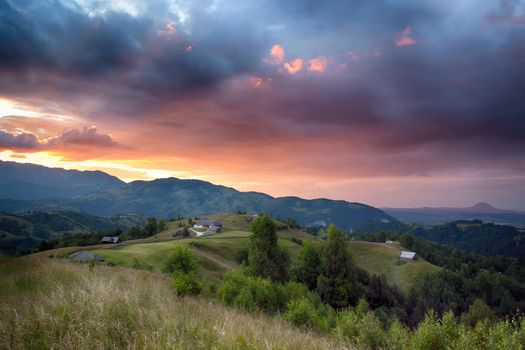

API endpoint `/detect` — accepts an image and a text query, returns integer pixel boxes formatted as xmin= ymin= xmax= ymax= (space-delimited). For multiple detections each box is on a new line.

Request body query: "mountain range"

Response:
xmin=383 ymin=203 xmax=525 ymax=228
xmin=0 ymin=160 xmax=402 ymax=233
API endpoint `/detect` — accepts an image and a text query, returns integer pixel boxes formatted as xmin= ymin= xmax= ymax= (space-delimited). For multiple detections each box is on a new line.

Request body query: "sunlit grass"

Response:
xmin=0 ymin=257 xmax=341 ymax=350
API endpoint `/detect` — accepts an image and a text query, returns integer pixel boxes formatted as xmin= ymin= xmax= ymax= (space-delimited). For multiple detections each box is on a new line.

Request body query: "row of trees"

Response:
xmin=247 ymin=216 xmax=403 ymax=315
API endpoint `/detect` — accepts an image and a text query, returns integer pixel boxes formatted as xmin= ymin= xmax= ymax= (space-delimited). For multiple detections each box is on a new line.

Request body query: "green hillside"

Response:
xmin=91 ymin=230 xmax=302 ymax=283
xmin=0 ymin=162 xmax=405 ymax=233
xmin=86 ymin=215 xmax=436 ymax=292
xmin=0 ymin=211 xmax=145 ymax=255
xmin=348 ymin=241 xmax=440 ymax=292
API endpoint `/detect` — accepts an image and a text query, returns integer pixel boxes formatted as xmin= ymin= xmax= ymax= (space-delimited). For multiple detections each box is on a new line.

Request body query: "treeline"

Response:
xmin=409 ymin=220 xmax=525 ymax=258
xmin=161 ymin=215 xmax=525 ymax=349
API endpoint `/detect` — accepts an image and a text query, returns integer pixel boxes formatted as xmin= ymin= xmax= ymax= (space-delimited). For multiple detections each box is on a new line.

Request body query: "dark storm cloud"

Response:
xmin=0 ymin=130 xmax=40 ymax=150
xmin=0 ymin=0 xmax=524 ymax=177
xmin=0 ymin=126 xmax=116 ymax=151
xmin=0 ymin=0 xmax=264 ymax=99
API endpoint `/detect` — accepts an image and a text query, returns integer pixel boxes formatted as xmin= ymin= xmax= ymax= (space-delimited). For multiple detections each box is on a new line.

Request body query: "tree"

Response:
xmin=248 ymin=215 xmax=290 ymax=282
xmin=144 ymin=217 xmax=158 ymax=236
xmin=292 ymin=240 xmax=322 ymax=290
xmin=158 ymin=219 xmax=167 ymax=232
xmin=316 ymin=224 xmax=356 ymax=308
xmin=461 ymin=298 xmax=495 ymax=327
xmin=128 ymin=226 xmax=143 ymax=239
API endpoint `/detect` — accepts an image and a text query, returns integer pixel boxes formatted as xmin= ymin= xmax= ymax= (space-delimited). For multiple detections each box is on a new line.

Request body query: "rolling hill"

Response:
xmin=0 ymin=161 xmax=404 ymax=233
xmin=79 ymin=213 xmax=437 ymax=292
xmin=0 ymin=211 xmax=145 ymax=255
xmin=0 ymin=160 xmax=124 ymax=199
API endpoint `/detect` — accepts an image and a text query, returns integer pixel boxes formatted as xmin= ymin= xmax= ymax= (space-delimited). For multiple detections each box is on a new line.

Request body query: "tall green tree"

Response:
xmin=144 ymin=217 xmax=158 ymax=236
xmin=292 ymin=240 xmax=322 ymax=290
xmin=317 ymin=224 xmax=356 ymax=308
xmin=158 ymin=219 xmax=167 ymax=232
xmin=248 ymin=215 xmax=290 ymax=282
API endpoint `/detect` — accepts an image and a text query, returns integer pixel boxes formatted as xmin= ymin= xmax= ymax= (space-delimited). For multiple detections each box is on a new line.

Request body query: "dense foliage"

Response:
xmin=408 ymin=220 xmax=525 ymax=258
xmin=357 ymin=230 xmax=525 ymax=326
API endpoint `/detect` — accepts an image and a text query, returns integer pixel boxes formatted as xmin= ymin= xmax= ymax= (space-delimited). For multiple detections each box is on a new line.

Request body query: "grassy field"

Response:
xmin=0 ymin=257 xmax=343 ymax=350
xmin=91 ymin=230 xmax=303 ymax=282
xmin=348 ymin=241 xmax=440 ymax=292
xmin=88 ymin=232 xmax=437 ymax=292
xmin=30 ymin=213 xmax=439 ymax=293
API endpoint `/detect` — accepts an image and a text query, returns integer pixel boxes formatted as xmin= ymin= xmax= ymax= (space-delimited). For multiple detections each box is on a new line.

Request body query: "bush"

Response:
xmin=461 ymin=298 xmax=495 ymax=328
xmin=171 ymin=272 xmax=202 ymax=296
xmin=334 ymin=299 xmax=385 ymax=349
xmin=386 ymin=319 xmax=410 ymax=350
xmin=218 ymin=272 xmax=323 ymax=316
xmin=411 ymin=310 xmax=459 ymax=350
xmin=163 ymin=245 xmax=198 ymax=274
xmin=283 ymin=297 xmax=329 ymax=331
xmin=235 ymin=249 xmax=249 ymax=265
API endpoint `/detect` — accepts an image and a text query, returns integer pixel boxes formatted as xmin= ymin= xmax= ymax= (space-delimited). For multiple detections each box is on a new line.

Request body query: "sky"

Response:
xmin=0 ymin=0 xmax=524 ymax=210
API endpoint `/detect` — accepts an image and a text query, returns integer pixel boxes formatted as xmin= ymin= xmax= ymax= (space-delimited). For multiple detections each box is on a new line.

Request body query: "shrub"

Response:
xmin=233 ymin=288 xmax=257 ymax=312
xmin=171 ymin=272 xmax=202 ymax=296
xmin=461 ymin=298 xmax=495 ymax=328
xmin=334 ymin=299 xmax=385 ymax=349
xmin=235 ymin=249 xmax=249 ymax=265
xmin=386 ymin=319 xmax=410 ymax=350
xmin=283 ymin=297 xmax=328 ymax=331
xmin=163 ymin=245 xmax=198 ymax=274
xmin=218 ymin=272 xmax=323 ymax=316
xmin=411 ymin=310 xmax=460 ymax=350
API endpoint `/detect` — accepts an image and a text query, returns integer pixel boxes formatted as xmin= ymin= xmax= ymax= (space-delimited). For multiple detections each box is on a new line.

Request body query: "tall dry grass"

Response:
xmin=0 ymin=258 xmax=343 ymax=350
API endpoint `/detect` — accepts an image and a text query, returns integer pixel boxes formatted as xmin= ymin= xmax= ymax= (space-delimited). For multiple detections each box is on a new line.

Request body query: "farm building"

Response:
xmin=399 ymin=251 xmax=417 ymax=260
xmin=194 ymin=220 xmax=223 ymax=229
xmin=206 ymin=225 xmax=221 ymax=234
xmin=386 ymin=240 xmax=396 ymax=244
xmin=100 ymin=236 xmax=121 ymax=244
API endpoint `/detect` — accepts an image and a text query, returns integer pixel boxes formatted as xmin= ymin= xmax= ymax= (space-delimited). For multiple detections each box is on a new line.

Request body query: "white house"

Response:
xmin=400 ymin=251 xmax=417 ymax=260
xmin=194 ymin=220 xmax=222 ymax=229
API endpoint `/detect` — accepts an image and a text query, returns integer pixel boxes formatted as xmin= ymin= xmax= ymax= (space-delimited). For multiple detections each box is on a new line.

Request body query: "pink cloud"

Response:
xmin=158 ymin=22 xmax=177 ymax=37
xmin=395 ymin=27 xmax=417 ymax=47
xmin=307 ymin=57 xmax=328 ymax=73
xmin=284 ymin=58 xmax=303 ymax=74
xmin=269 ymin=44 xmax=285 ymax=64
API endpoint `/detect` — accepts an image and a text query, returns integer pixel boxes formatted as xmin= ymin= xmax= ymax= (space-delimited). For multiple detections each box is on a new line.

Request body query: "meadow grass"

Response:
xmin=91 ymin=232 xmax=303 ymax=278
xmin=0 ymin=257 xmax=343 ymax=350
xmin=348 ymin=241 xmax=440 ymax=293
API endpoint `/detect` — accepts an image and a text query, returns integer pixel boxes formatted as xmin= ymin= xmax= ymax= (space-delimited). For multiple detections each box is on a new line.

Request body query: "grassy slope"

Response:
xmin=91 ymin=231 xmax=303 ymax=283
xmin=0 ymin=257 xmax=342 ymax=350
xmin=35 ymin=213 xmax=439 ymax=292
xmin=90 ymin=236 xmax=437 ymax=292
xmin=348 ymin=241 xmax=440 ymax=292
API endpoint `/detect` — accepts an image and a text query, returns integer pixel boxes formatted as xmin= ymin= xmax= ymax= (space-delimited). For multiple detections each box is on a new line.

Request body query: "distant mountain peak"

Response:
xmin=469 ymin=202 xmax=496 ymax=212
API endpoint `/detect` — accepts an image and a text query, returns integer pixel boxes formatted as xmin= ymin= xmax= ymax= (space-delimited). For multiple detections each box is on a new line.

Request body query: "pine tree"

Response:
xmin=248 ymin=215 xmax=290 ymax=282
xmin=316 ymin=224 xmax=356 ymax=308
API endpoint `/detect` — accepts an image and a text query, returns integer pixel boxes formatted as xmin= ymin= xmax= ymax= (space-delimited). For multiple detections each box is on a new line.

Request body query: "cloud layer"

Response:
xmin=0 ymin=0 xmax=524 ymax=208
